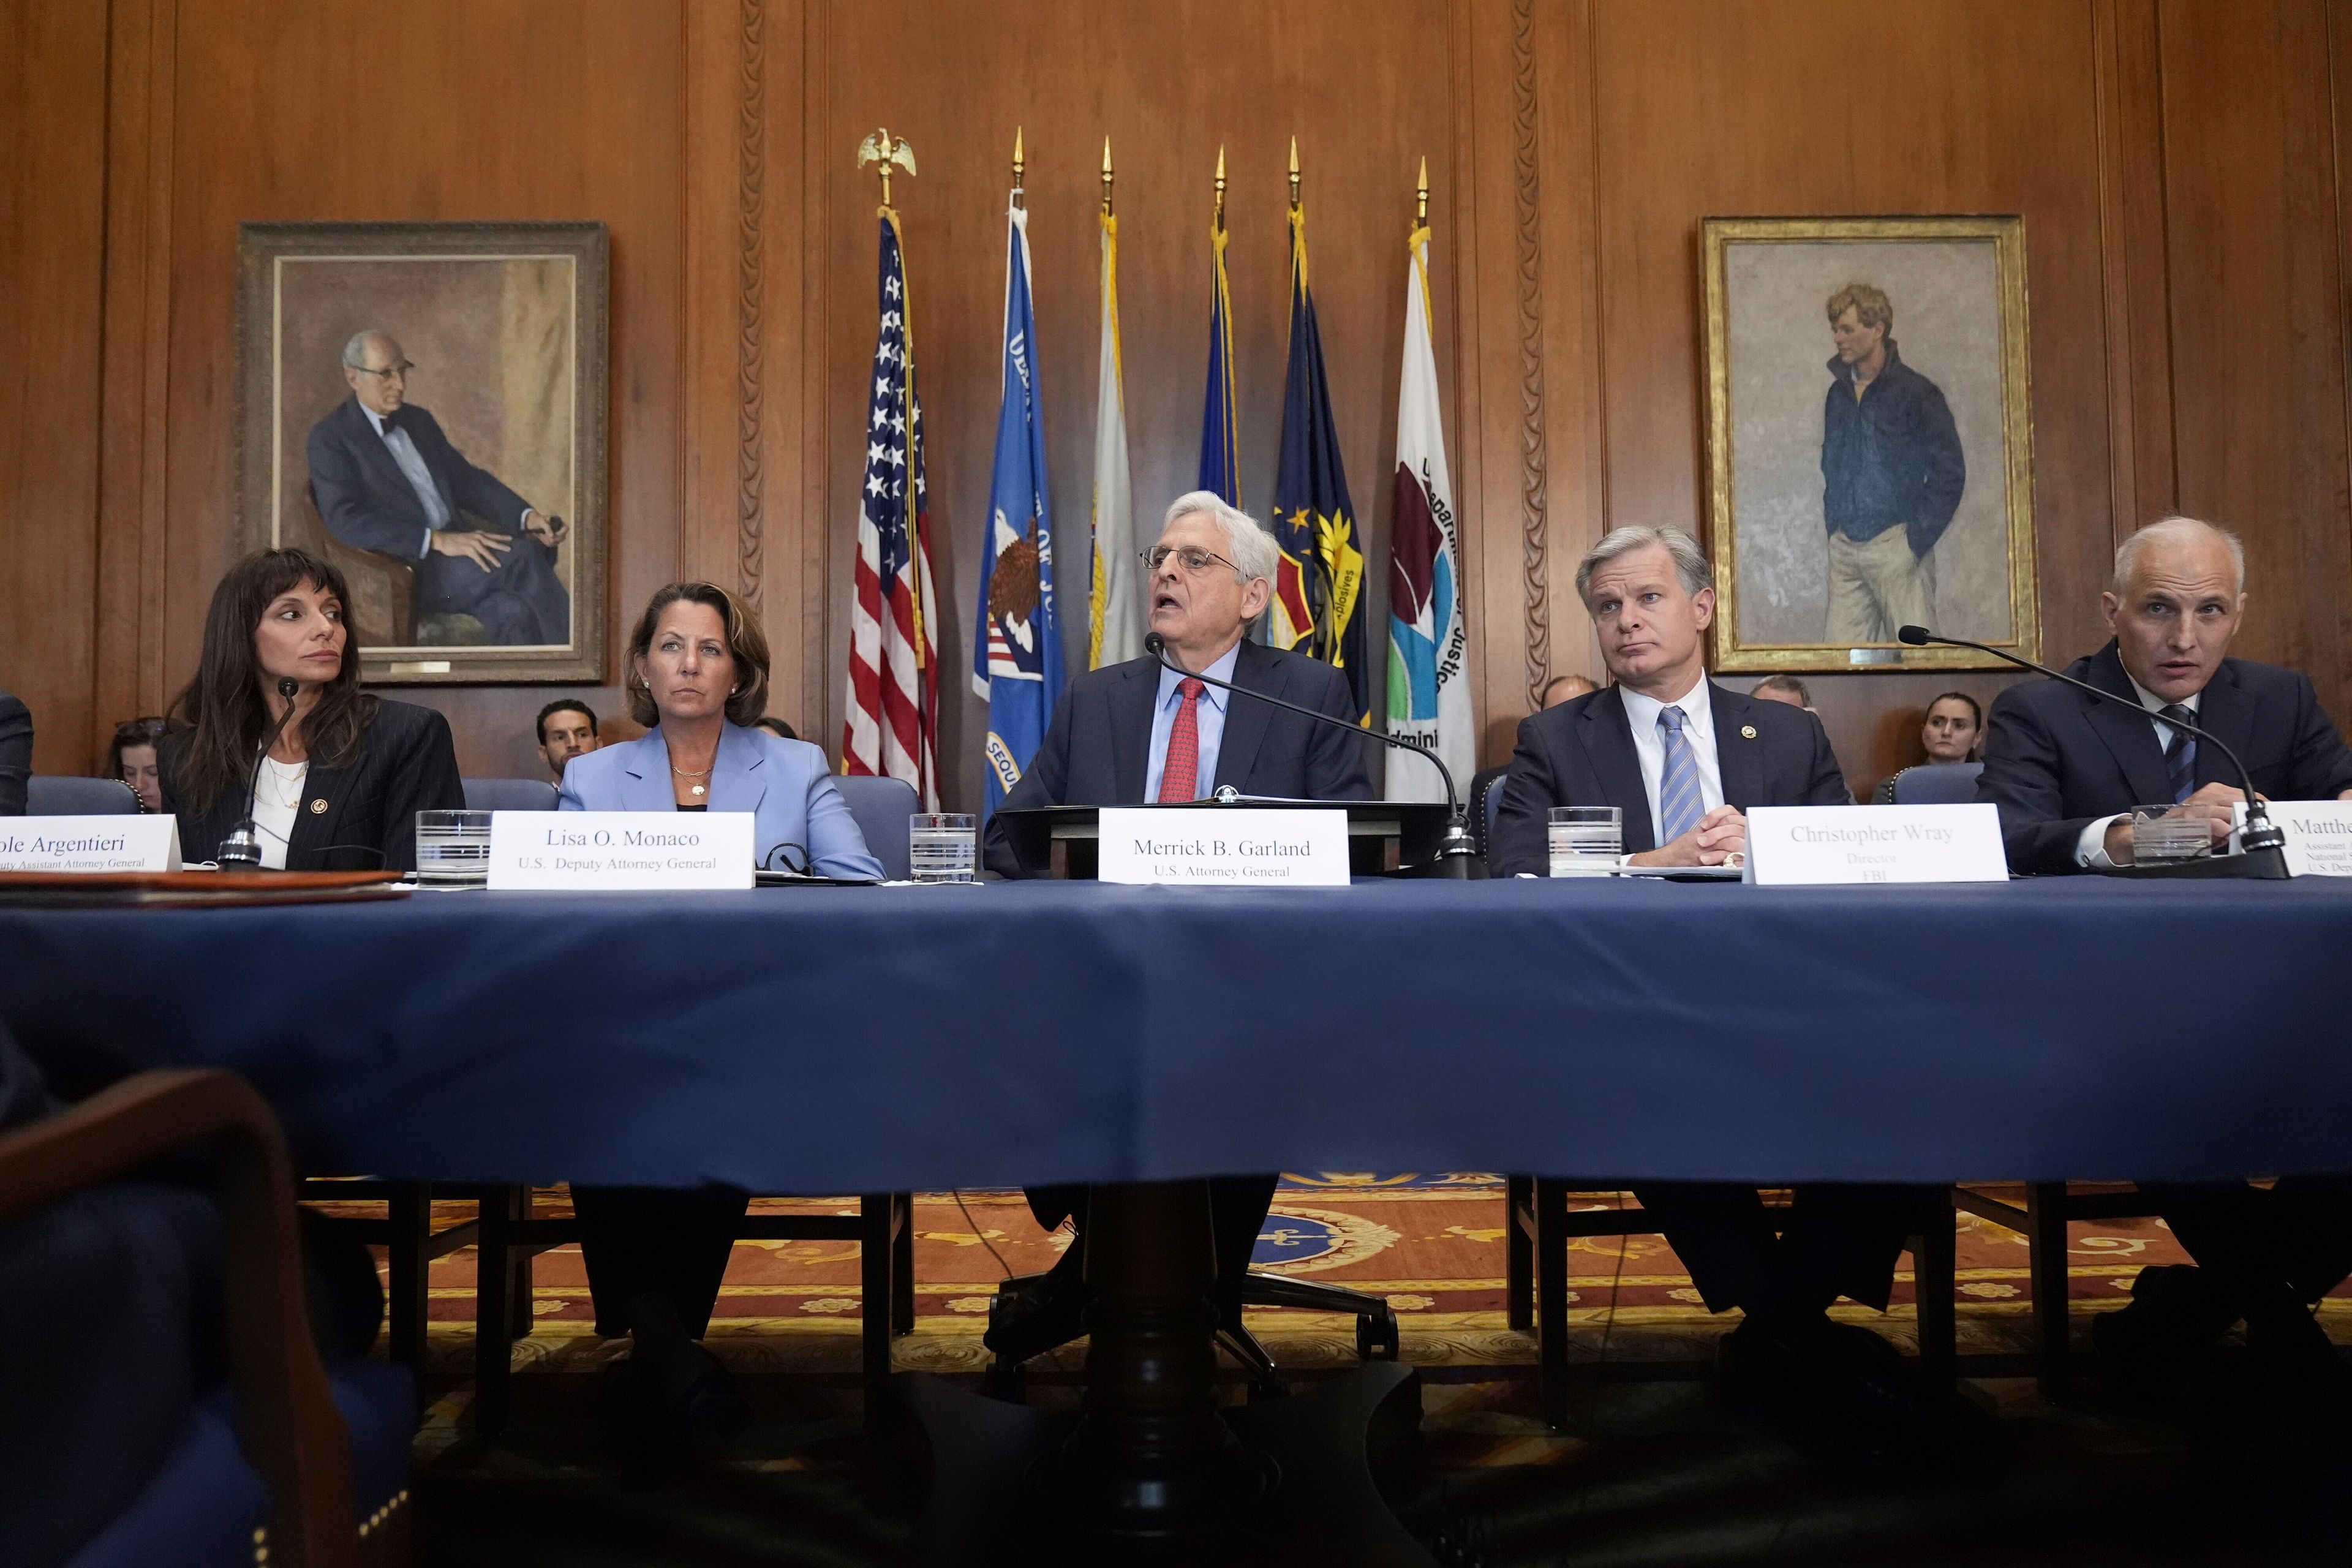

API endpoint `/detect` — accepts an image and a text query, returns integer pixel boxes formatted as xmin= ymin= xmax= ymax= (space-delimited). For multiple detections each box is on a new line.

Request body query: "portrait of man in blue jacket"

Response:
xmin=1819 ymin=282 xmax=1964 ymax=646
xmin=306 ymin=330 xmax=571 ymax=646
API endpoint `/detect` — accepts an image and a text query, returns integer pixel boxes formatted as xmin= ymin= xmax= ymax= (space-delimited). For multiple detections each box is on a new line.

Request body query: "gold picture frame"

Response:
xmin=1702 ymin=216 xmax=2037 ymax=673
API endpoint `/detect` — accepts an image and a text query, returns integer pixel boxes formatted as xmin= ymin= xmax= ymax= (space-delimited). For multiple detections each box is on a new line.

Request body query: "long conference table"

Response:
xmin=4 ymin=876 xmax=2350 ymax=1563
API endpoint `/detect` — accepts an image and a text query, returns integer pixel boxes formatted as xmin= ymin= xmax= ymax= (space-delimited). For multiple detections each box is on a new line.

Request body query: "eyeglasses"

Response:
xmin=351 ymin=361 xmax=414 ymax=380
xmin=1139 ymin=545 xmax=1239 ymax=576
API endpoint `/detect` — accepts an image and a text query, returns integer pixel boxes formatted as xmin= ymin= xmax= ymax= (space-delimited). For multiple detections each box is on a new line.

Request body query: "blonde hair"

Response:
xmin=1825 ymin=283 xmax=1892 ymax=331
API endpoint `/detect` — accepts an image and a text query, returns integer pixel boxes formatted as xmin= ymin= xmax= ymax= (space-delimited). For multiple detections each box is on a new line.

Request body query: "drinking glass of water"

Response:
xmin=413 ymin=809 xmax=494 ymax=886
xmin=909 ymin=812 xmax=978 ymax=883
xmin=2132 ymin=804 xmax=2212 ymax=863
xmin=1547 ymin=805 xmax=1622 ymax=876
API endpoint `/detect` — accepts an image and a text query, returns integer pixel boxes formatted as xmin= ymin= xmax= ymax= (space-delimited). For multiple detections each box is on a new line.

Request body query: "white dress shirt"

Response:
xmin=1619 ymin=673 xmax=1725 ymax=845
xmin=2075 ymin=679 xmax=2203 ymax=867
xmin=252 ymin=755 xmax=310 ymax=870
xmin=1143 ymin=641 xmax=1242 ymax=802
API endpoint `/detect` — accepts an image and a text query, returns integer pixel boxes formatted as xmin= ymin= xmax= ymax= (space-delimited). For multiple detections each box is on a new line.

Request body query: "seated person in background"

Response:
xmin=535 ymin=699 xmax=600 ymax=782
xmin=1751 ymin=673 xmax=1815 ymax=711
xmin=753 ymin=715 xmax=797 ymax=741
xmin=159 ymin=549 xmax=462 ymax=872
xmin=107 ymin=717 xmax=168 ymax=813
xmin=1496 ymin=527 xmax=1981 ymax=1472
xmin=0 ymin=686 xmax=28 ymax=816
xmin=1469 ymin=673 xmax=1600 ymax=855
xmin=1978 ymin=516 xmax=2352 ymax=1408
xmin=306 ymin=330 xmax=569 ymax=646
xmin=1542 ymin=672 xmax=1599 ymax=707
xmin=559 ymin=582 xmax=879 ymax=1457
xmin=1869 ymin=692 xmax=1981 ymax=803
xmin=981 ymin=490 xmax=1372 ymax=1371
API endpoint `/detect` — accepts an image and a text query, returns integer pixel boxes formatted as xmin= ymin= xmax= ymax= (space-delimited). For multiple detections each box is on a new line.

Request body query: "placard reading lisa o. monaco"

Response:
xmin=1743 ymin=804 xmax=2007 ymax=886
xmin=487 ymin=812 xmax=753 ymax=890
xmin=1095 ymin=808 xmax=1351 ymax=888
xmin=0 ymin=816 xmax=181 ymax=873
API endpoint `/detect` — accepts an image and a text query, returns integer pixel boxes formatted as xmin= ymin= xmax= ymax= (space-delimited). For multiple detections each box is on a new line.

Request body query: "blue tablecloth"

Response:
xmin=0 ymin=878 xmax=2345 ymax=1190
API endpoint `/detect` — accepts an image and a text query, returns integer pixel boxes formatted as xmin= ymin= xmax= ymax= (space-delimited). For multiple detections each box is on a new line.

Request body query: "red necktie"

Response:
xmin=1157 ymin=677 xmax=1207 ymax=802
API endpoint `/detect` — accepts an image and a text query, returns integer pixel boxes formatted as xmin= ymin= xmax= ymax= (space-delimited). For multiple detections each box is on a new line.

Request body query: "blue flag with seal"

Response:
xmin=1197 ymin=163 xmax=1241 ymax=506
xmin=973 ymin=202 xmax=1065 ymax=818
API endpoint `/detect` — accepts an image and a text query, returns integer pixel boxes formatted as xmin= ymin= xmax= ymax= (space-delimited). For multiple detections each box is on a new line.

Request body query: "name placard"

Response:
xmin=487 ymin=811 xmax=754 ymax=890
xmin=0 ymin=816 xmax=181 ymax=873
xmin=1096 ymin=807 xmax=1350 ymax=888
xmin=2236 ymin=800 xmax=2352 ymax=876
xmin=1744 ymin=804 xmax=2007 ymax=886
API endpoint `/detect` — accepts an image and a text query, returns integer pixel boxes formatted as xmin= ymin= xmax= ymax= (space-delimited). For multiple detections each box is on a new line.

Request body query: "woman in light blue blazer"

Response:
xmin=559 ymin=580 xmax=880 ymax=1455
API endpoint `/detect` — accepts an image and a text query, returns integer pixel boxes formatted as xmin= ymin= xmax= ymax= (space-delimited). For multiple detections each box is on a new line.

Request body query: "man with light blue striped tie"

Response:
xmin=1489 ymin=527 xmax=1982 ymax=1477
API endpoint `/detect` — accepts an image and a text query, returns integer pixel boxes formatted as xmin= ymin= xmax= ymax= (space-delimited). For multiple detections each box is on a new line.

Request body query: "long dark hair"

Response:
xmin=167 ymin=549 xmax=379 ymax=812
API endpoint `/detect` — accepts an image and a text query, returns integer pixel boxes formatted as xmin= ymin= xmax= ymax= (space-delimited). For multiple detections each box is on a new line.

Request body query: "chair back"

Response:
xmin=832 ymin=774 xmax=918 ymax=880
xmin=1480 ymin=771 xmax=1509 ymax=862
xmin=461 ymin=777 xmax=559 ymax=812
xmin=26 ymin=777 xmax=140 ymax=815
xmin=1891 ymin=761 xmax=1984 ymax=805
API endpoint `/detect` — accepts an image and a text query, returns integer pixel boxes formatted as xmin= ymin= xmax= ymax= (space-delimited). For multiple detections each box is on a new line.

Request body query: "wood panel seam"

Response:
xmin=1510 ymin=0 xmax=1551 ymax=711
xmin=737 ymin=0 xmax=766 ymax=612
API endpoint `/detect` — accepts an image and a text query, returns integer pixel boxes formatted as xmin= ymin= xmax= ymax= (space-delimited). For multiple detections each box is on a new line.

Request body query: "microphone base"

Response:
xmin=2095 ymin=844 xmax=2293 ymax=881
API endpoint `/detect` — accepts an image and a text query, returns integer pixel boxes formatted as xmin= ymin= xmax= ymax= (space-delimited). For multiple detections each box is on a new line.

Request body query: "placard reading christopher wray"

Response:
xmin=488 ymin=811 xmax=753 ymax=890
xmin=1095 ymin=808 xmax=1351 ymax=888
xmin=1743 ymin=804 xmax=2007 ymax=886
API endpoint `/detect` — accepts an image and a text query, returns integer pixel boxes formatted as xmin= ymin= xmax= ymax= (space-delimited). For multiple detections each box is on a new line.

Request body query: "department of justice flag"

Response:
xmin=1271 ymin=201 xmax=1370 ymax=723
xmin=1197 ymin=215 xmax=1241 ymax=507
xmin=1385 ymin=217 xmax=1473 ymax=802
xmin=1089 ymin=205 xmax=1140 ymax=668
xmin=843 ymin=210 xmax=941 ymax=809
xmin=973 ymin=202 xmax=1066 ymax=817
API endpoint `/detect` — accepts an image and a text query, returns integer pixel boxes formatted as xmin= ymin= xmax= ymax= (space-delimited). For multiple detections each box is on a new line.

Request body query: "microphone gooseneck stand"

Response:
xmin=216 ymin=676 xmax=306 ymax=870
xmin=1895 ymin=625 xmax=2290 ymax=880
xmin=1142 ymin=633 xmax=1483 ymax=877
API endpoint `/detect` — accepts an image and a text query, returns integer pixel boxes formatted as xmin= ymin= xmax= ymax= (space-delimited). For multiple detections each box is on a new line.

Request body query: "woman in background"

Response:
xmin=560 ymin=581 xmax=878 ymax=1457
xmin=1871 ymin=690 xmax=1985 ymax=803
xmin=160 ymin=549 xmax=461 ymax=869
xmin=106 ymin=717 xmax=167 ymax=812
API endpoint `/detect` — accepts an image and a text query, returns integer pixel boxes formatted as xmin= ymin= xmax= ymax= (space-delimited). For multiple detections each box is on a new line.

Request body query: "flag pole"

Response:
xmin=1213 ymin=144 xmax=1227 ymax=235
xmin=1101 ymin=134 xmax=1114 ymax=217
xmin=1416 ymin=153 xmax=1429 ymax=229
xmin=1011 ymin=125 xmax=1025 ymax=212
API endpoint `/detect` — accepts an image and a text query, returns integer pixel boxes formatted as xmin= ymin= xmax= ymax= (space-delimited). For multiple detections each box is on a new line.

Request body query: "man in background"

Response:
xmin=307 ymin=330 xmax=570 ymax=646
xmin=1751 ymin=674 xmax=1815 ymax=712
xmin=1820 ymin=284 xmax=1964 ymax=646
xmin=1540 ymin=672 xmax=1597 ymax=709
xmin=535 ymin=699 xmax=600 ymax=782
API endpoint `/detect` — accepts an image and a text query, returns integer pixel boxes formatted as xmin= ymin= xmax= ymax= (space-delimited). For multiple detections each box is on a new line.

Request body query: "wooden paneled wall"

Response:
xmin=7 ymin=0 xmax=2352 ymax=800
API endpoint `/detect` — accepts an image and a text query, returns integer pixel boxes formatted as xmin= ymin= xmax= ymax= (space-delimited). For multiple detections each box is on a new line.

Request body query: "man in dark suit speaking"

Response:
xmin=1979 ymin=514 xmax=2352 ymax=1408
xmin=980 ymin=489 xmax=1372 ymax=1370
xmin=1493 ymin=526 xmax=1984 ymax=1474
xmin=306 ymin=330 xmax=570 ymax=646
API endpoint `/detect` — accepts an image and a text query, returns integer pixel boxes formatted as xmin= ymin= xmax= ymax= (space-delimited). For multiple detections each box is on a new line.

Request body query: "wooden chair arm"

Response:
xmin=0 ymin=1069 xmax=357 ymax=1568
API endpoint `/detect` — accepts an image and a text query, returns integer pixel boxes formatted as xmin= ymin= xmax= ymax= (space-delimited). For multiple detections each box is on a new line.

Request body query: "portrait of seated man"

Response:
xmin=306 ymin=330 xmax=571 ymax=647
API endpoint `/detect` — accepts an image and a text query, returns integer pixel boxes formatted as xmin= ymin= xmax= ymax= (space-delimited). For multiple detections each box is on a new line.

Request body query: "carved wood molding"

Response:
xmin=736 ymin=0 xmax=766 ymax=611
xmin=1510 ymin=0 xmax=1551 ymax=710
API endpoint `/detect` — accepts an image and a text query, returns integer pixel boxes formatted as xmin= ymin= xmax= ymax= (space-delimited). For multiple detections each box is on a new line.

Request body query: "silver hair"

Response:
xmin=2111 ymin=515 xmax=2245 ymax=597
xmin=1161 ymin=490 xmax=1278 ymax=584
xmin=341 ymin=330 xmax=394 ymax=371
xmin=1574 ymin=524 xmax=1713 ymax=605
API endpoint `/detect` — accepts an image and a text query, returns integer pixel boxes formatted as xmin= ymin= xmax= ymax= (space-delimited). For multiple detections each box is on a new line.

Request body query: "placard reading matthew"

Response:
xmin=1724 ymin=239 xmax=2014 ymax=648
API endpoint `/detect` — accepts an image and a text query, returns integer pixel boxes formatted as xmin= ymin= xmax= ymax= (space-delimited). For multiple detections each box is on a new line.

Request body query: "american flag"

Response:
xmin=843 ymin=211 xmax=940 ymax=807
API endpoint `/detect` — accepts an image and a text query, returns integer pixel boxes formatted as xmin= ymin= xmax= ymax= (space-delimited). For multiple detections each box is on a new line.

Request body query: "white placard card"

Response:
xmin=1743 ymin=804 xmax=2007 ymax=886
xmin=488 ymin=811 xmax=754 ymax=890
xmin=1096 ymin=807 xmax=1351 ymax=888
xmin=0 ymin=816 xmax=181 ymax=873
xmin=2235 ymin=800 xmax=2352 ymax=876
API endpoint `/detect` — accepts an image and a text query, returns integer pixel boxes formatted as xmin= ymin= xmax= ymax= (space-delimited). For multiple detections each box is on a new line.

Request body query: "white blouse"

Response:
xmin=252 ymin=755 xmax=311 ymax=870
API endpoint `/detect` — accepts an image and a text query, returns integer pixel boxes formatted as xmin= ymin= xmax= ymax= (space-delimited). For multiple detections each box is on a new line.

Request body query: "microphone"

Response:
xmin=1895 ymin=625 xmax=2289 ymax=878
xmin=1142 ymin=633 xmax=1482 ymax=877
xmin=216 ymin=677 xmax=304 ymax=870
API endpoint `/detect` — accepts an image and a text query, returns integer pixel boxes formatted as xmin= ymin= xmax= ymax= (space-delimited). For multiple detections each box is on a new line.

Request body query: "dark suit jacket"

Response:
xmin=1976 ymin=641 xmax=2352 ymax=875
xmin=1490 ymin=680 xmax=1849 ymax=876
xmin=0 ymin=687 xmax=29 ymax=816
xmin=306 ymin=396 xmax=534 ymax=559
xmin=981 ymin=639 xmax=1375 ymax=877
xmin=159 ymin=698 xmax=464 ymax=872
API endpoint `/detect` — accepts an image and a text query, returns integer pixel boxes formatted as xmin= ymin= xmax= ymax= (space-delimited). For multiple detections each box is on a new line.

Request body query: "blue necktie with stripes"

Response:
xmin=1657 ymin=706 xmax=1705 ymax=844
xmin=2161 ymin=703 xmax=2198 ymax=804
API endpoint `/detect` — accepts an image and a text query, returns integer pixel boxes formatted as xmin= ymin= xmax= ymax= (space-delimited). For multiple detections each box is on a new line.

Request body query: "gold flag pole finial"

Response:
xmin=1213 ymin=145 xmax=1227 ymax=233
xmin=1288 ymin=135 xmax=1302 ymax=211
xmin=856 ymin=127 xmax=918 ymax=208
xmin=1416 ymin=155 xmax=1429 ymax=227
xmin=1101 ymin=135 xmax=1115 ymax=217
xmin=1012 ymin=126 xmax=1025 ymax=211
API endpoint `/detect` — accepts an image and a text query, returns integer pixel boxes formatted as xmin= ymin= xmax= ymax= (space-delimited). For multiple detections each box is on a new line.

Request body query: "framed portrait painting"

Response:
xmin=235 ymin=221 xmax=609 ymax=685
xmin=1701 ymin=216 xmax=2037 ymax=673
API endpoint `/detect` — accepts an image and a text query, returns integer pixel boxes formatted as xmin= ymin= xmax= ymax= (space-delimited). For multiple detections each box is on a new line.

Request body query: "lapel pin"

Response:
xmin=309 ymin=799 xmax=328 ymax=814
xmin=1741 ymin=725 xmax=1758 ymax=739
